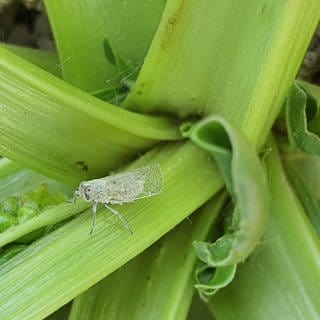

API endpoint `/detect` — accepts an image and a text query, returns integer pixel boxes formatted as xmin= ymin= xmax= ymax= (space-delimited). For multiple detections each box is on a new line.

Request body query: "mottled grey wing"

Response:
xmin=102 ymin=164 xmax=163 ymax=203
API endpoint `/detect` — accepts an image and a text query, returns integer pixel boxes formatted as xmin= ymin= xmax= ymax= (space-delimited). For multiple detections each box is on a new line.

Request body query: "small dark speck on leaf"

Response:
xmin=76 ymin=160 xmax=89 ymax=172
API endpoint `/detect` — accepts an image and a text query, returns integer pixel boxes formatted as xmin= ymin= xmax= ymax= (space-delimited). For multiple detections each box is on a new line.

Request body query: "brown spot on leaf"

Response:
xmin=161 ymin=2 xmax=186 ymax=49
xmin=76 ymin=160 xmax=89 ymax=172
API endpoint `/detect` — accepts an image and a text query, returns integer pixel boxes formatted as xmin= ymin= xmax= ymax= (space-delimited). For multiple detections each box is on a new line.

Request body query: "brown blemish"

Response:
xmin=76 ymin=160 xmax=89 ymax=172
xmin=161 ymin=2 xmax=187 ymax=50
xmin=261 ymin=3 xmax=267 ymax=15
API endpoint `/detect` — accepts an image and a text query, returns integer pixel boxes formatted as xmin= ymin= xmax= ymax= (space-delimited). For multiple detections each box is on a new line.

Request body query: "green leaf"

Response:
xmin=209 ymin=137 xmax=320 ymax=319
xmin=0 ymin=244 xmax=28 ymax=265
xmin=187 ymin=295 xmax=214 ymax=320
xmin=17 ymin=207 xmax=37 ymax=223
xmin=0 ymin=141 xmax=224 ymax=320
xmin=0 ymin=196 xmax=20 ymax=215
xmin=0 ymin=200 xmax=89 ymax=248
xmin=0 ymin=160 xmax=73 ymax=201
xmin=195 ymin=264 xmax=237 ymax=301
xmin=0 ymin=184 xmax=70 ymax=245
xmin=0 ymin=157 xmax=23 ymax=179
xmin=191 ymin=116 xmax=268 ymax=267
xmin=0 ymin=213 xmax=18 ymax=232
xmin=44 ymin=0 xmax=167 ymax=91
xmin=0 ymin=47 xmax=180 ymax=184
xmin=280 ymin=141 xmax=320 ymax=235
xmin=69 ymin=193 xmax=227 ymax=320
xmin=124 ymin=0 xmax=319 ymax=149
xmin=0 ymin=43 xmax=61 ymax=77
xmin=285 ymin=82 xmax=320 ymax=154
xmin=103 ymin=37 xmax=128 ymax=72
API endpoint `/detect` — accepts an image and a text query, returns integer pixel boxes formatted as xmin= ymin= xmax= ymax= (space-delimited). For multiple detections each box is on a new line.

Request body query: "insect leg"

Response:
xmin=73 ymin=189 xmax=80 ymax=204
xmin=104 ymin=204 xmax=133 ymax=235
xmin=90 ymin=202 xmax=98 ymax=235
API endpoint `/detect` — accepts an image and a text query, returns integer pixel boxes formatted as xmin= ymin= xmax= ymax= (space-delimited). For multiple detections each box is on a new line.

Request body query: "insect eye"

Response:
xmin=84 ymin=186 xmax=92 ymax=200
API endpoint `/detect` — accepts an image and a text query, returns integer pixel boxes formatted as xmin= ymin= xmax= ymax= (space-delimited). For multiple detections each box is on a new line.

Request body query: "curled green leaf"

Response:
xmin=285 ymin=81 xmax=320 ymax=154
xmin=195 ymin=263 xmax=237 ymax=301
xmin=191 ymin=116 xmax=269 ymax=266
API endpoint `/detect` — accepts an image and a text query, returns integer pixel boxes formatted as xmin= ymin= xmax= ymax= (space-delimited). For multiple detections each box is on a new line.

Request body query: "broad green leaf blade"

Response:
xmin=0 ymin=47 xmax=180 ymax=184
xmin=191 ymin=116 xmax=268 ymax=266
xmin=0 ymin=141 xmax=224 ymax=320
xmin=209 ymin=137 xmax=320 ymax=319
xmin=285 ymin=82 xmax=320 ymax=154
xmin=280 ymin=142 xmax=320 ymax=235
xmin=125 ymin=0 xmax=320 ymax=149
xmin=0 ymin=43 xmax=61 ymax=77
xmin=44 ymin=0 xmax=167 ymax=91
xmin=69 ymin=193 xmax=227 ymax=320
xmin=285 ymin=158 xmax=320 ymax=235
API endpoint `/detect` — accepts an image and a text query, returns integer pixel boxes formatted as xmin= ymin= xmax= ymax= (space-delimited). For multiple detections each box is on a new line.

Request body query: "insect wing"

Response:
xmin=132 ymin=164 xmax=163 ymax=199
xmin=101 ymin=164 xmax=163 ymax=203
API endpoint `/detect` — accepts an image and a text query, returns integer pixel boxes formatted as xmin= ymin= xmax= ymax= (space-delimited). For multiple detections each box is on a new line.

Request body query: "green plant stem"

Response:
xmin=0 ymin=141 xmax=224 ymax=320
xmin=208 ymin=137 xmax=320 ymax=319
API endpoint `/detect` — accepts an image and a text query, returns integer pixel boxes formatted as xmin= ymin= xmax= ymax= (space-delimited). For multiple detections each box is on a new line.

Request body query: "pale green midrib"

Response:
xmin=0 ymin=47 xmax=180 ymax=141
